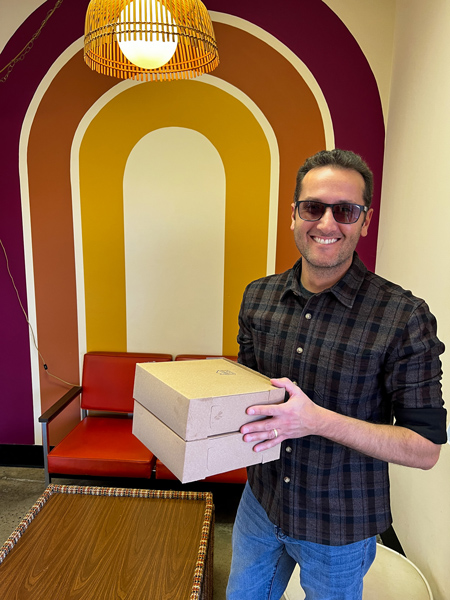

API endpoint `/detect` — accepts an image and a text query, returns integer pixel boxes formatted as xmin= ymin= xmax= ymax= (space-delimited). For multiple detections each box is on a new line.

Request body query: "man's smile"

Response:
xmin=311 ymin=236 xmax=339 ymax=245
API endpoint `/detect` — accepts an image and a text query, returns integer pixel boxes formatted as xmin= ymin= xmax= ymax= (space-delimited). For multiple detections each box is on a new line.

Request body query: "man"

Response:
xmin=226 ymin=149 xmax=446 ymax=600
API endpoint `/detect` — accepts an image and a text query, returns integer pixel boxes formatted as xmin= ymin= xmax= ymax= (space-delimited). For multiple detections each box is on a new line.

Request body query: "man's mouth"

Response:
xmin=312 ymin=236 xmax=339 ymax=245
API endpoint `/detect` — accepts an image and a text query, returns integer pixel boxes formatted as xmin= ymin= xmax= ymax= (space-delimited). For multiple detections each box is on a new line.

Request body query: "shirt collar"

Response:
xmin=282 ymin=252 xmax=368 ymax=308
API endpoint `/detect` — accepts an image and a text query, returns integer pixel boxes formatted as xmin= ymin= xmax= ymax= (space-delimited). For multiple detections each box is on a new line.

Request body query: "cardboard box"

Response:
xmin=132 ymin=358 xmax=285 ymax=483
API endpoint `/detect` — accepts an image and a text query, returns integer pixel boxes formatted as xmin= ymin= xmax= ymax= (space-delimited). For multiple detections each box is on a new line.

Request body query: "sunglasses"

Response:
xmin=295 ymin=200 xmax=368 ymax=224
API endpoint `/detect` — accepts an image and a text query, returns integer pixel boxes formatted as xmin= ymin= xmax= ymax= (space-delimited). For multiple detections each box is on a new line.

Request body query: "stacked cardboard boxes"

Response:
xmin=133 ymin=358 xmax=284 ymax=483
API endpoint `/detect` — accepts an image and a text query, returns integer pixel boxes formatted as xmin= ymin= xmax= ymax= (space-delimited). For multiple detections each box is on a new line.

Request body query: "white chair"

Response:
xmin=283 ymin=543 xmax=433 ymax=600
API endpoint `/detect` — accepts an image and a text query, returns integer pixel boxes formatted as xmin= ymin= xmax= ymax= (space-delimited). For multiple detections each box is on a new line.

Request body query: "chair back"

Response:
xmin=81 ymin=352 xmax=172 ymax=412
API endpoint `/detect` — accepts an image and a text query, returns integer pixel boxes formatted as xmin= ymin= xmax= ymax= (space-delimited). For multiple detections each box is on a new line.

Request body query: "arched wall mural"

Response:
xmin=0 ymin=0 xmax=384 ymax=445
xmin=78 ymin=81 xmax=273 ymax=354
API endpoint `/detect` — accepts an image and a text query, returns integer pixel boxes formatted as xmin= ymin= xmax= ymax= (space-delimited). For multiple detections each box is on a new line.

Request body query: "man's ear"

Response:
xmin=290 ymin=202 xmax=296 ymax=231
xmin=360 ymin=208 xmax=374 ymax=238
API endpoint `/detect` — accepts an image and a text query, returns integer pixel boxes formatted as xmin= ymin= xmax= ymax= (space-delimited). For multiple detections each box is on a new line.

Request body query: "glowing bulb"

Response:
xmin=116 ymin=0 xmax=178 ymax=69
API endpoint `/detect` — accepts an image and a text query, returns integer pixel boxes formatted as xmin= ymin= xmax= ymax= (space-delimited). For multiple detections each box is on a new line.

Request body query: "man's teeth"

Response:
xmin=313 ymin=237 xmax=338 ymax=245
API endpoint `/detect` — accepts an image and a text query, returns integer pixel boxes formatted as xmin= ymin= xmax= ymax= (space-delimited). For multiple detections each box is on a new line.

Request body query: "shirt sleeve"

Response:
xmin=236 ymin=284 xmax=258 ymax=370
xmin=386 ymin=300 xmax=447 ymax=444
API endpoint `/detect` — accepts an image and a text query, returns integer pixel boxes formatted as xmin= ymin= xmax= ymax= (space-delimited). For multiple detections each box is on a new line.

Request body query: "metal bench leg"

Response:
xmin=41 ymin=423 xmax=51 ymax=486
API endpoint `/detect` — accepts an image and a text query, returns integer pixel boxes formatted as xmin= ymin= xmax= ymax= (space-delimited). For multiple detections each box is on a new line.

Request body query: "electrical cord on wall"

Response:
xmin=1 ymin=238 xmax=77 ymax=388
xmin=0 ymin=0 xmax=64 ymax=83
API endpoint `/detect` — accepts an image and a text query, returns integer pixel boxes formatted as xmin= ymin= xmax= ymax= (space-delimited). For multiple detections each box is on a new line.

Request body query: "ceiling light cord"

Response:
xmin=0 ymin=0 xmax=64 ymax=83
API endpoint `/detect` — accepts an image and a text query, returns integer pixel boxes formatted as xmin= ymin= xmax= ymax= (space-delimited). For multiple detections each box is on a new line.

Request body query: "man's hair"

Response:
xmin=294 ymin=149 xmax=374 ymax=208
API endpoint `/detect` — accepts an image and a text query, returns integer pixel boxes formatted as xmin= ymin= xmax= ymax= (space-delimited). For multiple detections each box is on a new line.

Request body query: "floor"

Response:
xmin=3 ymin=468 xmax=431 ymax=600
xmin=0 ymin=467 xmax=243 ymax=600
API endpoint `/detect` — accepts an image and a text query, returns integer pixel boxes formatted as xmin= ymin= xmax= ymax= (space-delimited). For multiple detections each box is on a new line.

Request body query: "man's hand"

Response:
xmin=241 ymin=377 xmax=441 ymax=469
xmin=241 ymin=377 xmax=323 ymax=452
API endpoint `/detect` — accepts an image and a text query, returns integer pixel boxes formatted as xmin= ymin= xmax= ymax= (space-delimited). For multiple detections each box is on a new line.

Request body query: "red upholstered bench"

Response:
xmin=39 ymin=351 xmax=172 ymax=485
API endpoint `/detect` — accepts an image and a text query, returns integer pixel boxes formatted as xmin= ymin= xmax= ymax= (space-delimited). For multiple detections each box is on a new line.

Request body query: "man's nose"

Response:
xmin=317 ymin=206 xmax=336 ymax=229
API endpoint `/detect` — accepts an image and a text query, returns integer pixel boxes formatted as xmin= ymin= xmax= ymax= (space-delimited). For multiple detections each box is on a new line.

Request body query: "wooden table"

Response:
xmin=0 ymin=485 xmax=214 ymax=599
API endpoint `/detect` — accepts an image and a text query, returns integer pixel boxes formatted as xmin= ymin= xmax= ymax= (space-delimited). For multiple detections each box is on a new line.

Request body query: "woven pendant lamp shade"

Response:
xmin=84 ymin=0 xmax=219 ymax=81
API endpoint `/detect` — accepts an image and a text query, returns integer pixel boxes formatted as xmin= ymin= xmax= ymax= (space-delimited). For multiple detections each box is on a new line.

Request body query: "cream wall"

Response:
xmin=376 ymin=2 xmax=450 ymax=598
xmin=324 ymin=0 xmax=396 ymax=121
xmin=328 ymin=2 xmax=450 ymax=599
xmin=123 ymin=127 xmax=226 ymax=356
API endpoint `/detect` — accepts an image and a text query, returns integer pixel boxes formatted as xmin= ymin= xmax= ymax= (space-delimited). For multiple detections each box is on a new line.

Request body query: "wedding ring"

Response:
xmin=273 ymin=428 xmax=278 ymax=439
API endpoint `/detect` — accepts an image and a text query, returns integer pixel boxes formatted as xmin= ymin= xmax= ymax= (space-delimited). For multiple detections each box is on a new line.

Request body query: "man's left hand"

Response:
xmin=241 ymin=377 xmax=322 ymax=452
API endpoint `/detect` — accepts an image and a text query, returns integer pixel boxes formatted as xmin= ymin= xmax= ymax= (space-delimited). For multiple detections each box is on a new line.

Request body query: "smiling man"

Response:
xmin=226 ymin=149 xmax=447 ymax=600
xmin=291 ymin=164 xmax=372 ymax=290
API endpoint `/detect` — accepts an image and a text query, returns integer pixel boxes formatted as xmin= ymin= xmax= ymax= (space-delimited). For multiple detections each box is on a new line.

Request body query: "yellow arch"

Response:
xmin=79 ymin=80 xmax=272 ymax=354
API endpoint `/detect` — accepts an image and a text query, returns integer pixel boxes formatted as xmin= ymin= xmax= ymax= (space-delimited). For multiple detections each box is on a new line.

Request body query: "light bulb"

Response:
xmin=116 ymin=0 xmax=178 ymax=69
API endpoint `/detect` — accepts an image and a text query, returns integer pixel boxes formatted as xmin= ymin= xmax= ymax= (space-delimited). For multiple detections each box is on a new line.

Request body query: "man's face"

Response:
xmin=290 ymin=166 xmax=373 ymax=275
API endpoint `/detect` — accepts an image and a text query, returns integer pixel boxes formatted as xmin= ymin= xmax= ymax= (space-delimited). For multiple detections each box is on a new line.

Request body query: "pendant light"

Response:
xmin=84 ymin=0 xmax=219 ymax=81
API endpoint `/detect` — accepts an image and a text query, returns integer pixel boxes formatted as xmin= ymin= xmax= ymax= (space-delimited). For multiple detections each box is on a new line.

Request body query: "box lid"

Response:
xmin=133 ymin=359 xmax=285 ymax=441
xmin=136 ymin=358 xmax=277 ymax=398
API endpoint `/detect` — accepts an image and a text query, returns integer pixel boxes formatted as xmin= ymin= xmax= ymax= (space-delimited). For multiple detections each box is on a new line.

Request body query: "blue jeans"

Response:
xmin=226 ymin=483 xmax=377 ymax=600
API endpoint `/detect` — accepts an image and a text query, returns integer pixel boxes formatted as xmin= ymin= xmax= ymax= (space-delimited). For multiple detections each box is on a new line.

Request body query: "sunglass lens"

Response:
xmin=333 ymin=204 xmax=360 ymax=223
xmin=299 ymin=201 xmax=325 ymax=221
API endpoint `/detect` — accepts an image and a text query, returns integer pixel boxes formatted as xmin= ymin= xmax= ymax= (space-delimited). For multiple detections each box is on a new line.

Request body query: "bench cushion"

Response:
xmin=48 ymin=417 xmax=155 ymax=478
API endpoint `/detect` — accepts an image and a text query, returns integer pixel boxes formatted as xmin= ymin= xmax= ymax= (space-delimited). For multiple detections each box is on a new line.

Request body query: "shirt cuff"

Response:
xmin=394 ymin=407 xmax=448 ymax=444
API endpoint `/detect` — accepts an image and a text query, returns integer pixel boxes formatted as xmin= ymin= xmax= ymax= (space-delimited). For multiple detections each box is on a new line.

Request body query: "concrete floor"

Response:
xmin=0 ymin=467 xmax=242 ymax=599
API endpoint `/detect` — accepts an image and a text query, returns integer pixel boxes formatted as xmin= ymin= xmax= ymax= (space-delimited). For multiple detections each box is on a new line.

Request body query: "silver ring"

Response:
xmin=273 ymin=428 xmax=278 ymax=439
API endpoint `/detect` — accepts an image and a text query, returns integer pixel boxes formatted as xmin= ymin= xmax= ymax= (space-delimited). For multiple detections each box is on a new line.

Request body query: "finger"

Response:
xmin=270 ymin=377 xmax=299 ymax=395
xmin=247 ymin=403 xmax=283 ymax=417
xmin=241 ymin=422 xmax=280 ymax=441
xmin=270 ymin=377 xmax=293 ymax=388
xmin=251 ymin=431 xmax=283 ymax=453
xmin=241 ymin=415 xmax=280 ymax=435
xmin=242 ymin=430 xmax=278 ymax=442
xmin=252 ymin=440 xmax=275 ymax=453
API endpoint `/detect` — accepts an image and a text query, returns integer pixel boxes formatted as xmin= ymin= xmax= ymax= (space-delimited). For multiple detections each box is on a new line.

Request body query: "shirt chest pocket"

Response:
xmin=313 ymin=347 xmax=383 ymax=418
xmin=251 ymin=328 xmax=282 ymax=378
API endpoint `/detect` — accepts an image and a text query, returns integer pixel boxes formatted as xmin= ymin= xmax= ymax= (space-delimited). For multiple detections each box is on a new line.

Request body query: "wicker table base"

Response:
xmin=0 ymin=485 xmax=214 ymax=600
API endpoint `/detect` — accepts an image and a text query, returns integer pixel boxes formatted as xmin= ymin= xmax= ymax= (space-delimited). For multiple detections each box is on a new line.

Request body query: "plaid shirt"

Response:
xmin=238 ymin=253 xmax=445 ymax=545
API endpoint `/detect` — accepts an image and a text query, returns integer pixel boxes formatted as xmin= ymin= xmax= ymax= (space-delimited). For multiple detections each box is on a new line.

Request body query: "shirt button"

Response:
xmin=284 ymin=477 xmax=291 ymax=483
xmin=286 ymin=446 xmax=292 ymax=453
xmin=296 ymin=347 xmax=303 ymax=354
xmin=305 ymin=313 xmax=312 ymax=320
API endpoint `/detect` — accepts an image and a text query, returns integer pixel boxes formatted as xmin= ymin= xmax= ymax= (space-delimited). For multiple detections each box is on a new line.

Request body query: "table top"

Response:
xmin=0 ymin=485 xmax=213 ymax=600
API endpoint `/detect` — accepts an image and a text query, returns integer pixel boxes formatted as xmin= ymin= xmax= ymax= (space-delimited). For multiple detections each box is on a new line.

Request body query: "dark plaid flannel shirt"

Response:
xmin=238 ymin=253 xmax=446 ymax=546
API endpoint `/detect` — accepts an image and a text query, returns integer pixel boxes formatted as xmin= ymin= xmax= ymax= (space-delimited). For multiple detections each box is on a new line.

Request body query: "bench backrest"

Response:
xmin=81 ymin=352 xmax=173 ymax=412
xmin=174 ymin=354 xmax=237 ymax=362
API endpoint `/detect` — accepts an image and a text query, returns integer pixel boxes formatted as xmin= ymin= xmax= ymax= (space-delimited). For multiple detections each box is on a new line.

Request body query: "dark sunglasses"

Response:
xmin=295 ymin=200 xmax=368 ymax=224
